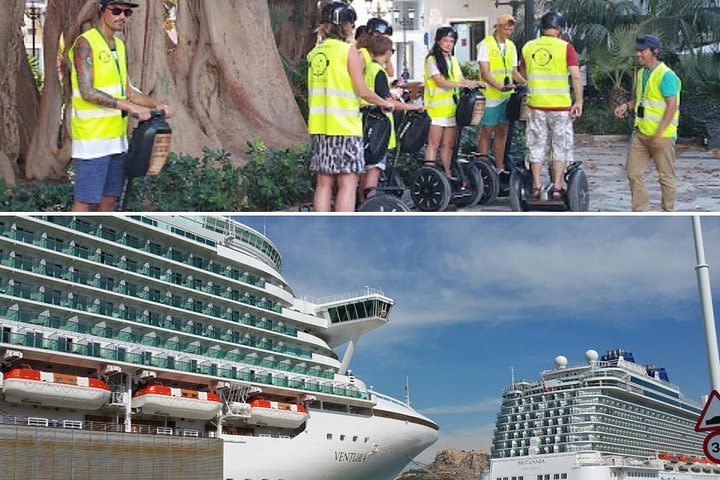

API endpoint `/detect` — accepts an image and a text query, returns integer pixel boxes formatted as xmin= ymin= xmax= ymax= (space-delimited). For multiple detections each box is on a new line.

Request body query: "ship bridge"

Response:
xmin=306 ymin=289 xmax=393 ymax=375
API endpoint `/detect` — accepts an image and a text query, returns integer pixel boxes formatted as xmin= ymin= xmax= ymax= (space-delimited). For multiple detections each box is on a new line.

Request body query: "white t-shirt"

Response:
xmin=477 ymin=38 xmax=519 ymax=107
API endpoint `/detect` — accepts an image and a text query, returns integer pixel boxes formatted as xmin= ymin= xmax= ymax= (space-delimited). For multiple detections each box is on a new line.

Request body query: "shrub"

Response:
xmin=0 ymin=179 xmax=72 ymax=212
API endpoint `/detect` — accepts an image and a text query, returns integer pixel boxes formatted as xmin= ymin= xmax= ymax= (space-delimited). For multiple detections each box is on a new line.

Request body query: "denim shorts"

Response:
xmin=481 ymin=103 xmax=509 ymax=127
xmin=73 ymin=153 xmax=127 ymax=204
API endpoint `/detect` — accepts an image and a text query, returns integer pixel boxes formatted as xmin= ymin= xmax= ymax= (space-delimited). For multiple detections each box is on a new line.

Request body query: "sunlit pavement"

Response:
xmin=457 ymin=136 xmax=720 ymax=213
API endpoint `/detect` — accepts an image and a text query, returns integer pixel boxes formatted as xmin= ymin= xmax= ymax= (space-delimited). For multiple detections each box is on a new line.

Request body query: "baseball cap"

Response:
xmin=635 ymin=34 xmax=661 ymax=50
xmin=496 ymin=14 xmax=516 ymax=27
xmin=100 ymin=0 xmax=140 ymax=8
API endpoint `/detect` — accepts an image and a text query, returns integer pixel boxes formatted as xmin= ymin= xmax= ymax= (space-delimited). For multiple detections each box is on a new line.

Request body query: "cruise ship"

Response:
xmin=0 ymin=215 xmax=439 ymax=480
xmin=489 ymin=349 xmax=719 ymax=480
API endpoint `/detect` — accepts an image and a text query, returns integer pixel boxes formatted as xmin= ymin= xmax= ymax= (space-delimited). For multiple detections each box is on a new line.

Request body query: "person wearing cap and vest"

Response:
xmin=476 ymin=14 xmax=526 ymax=173
xmin=358 ymin=35 xmax=424 ymax=203
xmin=307 ymin=2 xmax=393 ymax=212
xmin=424 ymin=26 xmax=484 ymax=178
xmin=70 ymin=0 xmax=171 ymax=212
xmin=614 ymin=34 xmax=681 ymax=212
xmin=520 ymin=11 xmax=583 ymax=199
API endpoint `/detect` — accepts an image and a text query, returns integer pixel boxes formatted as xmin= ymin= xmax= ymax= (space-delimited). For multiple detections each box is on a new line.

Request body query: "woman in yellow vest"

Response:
xmin=614 ymin=35 xmax=681 ymax=212
xmin=476 ymin=14 xmax=526 ymax=173
xmin=70 ymin=0 xmax=171 ymax=212
xmin=307 ymin=2 xmax=393 ymax=212
xmin=424 ymin=26 xmax=483 ymax=178
xmin=358 ymin=35 xmax=424 ymax=203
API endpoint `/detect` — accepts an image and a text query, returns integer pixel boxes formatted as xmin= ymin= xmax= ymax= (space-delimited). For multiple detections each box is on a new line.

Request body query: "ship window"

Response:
xmin=149 ymin=288 xmax=162 ymax=302
xmin=16 ymin=226 xmax=35 ymax=242
xmin=89 ymin=342 xmax=101 ymax=357
xmin=147 ymin=242 xmax=162 ymax=255
xmin=126 ymin=259 xmax=138 ymax=272
xmin=148 ymin=266 xmax=161 ymax=278
xmin=117 ymin=347 xmax=126 ymax=361
xmin=327 ymin=433 xmax=332 ymax=440
xmin=167 ymin=356 xmax=175 ymax=369
xmin=554 ymin=475 xmax=560 ymax=479
xmin=58 ymin=336 xmax=73 ymax=352
xmin=25 ymin=331 xmax=43 ymax=348
xmin=364 ymin=437 xmax=369 ymax=443
xmin=545 ymin=475 xmax=550 ymax=480
xmin=46 ymin=262 xmax=63 ymax=278
xmin=100 ymin=251 xmax=115 ymax=265
xmin=1 ymin=327 xmax=11 ymax=343
xmin=353 ymin=436 xmax=358 ymax=442
xmin=561 ymin=475 xmax=567 ymax=479
xmin=141 ymin=351 xmax=152 ymax=364
xmin=537 ymin=476 xmax=542 ymax=480
xmin=171 ymin=272 xmax=183 ymax=285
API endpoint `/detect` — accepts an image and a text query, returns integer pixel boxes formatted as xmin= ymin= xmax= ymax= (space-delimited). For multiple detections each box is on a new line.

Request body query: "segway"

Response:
xmin=410 ymin=87 xmax=485 ymax=212
xmin=119 ymin=110 xmax=172 ymax=211
xmin=469 ymin=85 xmax=528 ymax=205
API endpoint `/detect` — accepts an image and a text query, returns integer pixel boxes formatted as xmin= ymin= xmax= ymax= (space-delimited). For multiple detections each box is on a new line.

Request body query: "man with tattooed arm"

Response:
xmin=70 ymin=0 xmax=172 ymax=212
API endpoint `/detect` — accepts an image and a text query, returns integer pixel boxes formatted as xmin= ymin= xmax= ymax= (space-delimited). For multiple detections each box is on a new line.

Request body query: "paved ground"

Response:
xmin=450 ymin=136 xmax=720 ymax=213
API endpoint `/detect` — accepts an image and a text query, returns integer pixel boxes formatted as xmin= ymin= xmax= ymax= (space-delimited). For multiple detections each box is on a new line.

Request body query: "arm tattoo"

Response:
xmin=74 ymin=37 xmax=120 ymax=109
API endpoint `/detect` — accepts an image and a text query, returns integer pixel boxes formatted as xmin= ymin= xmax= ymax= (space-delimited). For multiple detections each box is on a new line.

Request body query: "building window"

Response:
xmin=326 ymin=433 xmax=332 ymax=440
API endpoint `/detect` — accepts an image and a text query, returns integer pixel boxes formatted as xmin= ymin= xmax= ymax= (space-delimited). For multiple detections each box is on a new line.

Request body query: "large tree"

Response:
xmin=2 ymin=0 xmax=309 ymax=186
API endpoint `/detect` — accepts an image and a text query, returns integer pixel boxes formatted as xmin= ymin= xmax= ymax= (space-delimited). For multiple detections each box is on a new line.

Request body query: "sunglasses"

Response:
xmin=109 ymin=7 xmax=133 ymax=17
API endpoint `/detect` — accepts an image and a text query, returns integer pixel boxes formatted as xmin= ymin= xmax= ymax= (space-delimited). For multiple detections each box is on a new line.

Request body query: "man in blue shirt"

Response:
xmin=615 ymin=35 xmax=681 ymax=211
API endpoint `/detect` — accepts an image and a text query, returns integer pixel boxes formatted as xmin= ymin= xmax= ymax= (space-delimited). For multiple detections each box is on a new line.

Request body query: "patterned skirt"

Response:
xmin=310 ymin=135 xmax=365 ymax=175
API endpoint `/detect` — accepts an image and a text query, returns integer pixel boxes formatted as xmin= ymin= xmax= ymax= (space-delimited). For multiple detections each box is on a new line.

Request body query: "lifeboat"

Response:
xmin=132 ymin=385 xmax=222 ymax=420
xmin=2 ymin=367 xmax=110 ymax=409
xmin=244 ymin=399 xmax=308 ymax=428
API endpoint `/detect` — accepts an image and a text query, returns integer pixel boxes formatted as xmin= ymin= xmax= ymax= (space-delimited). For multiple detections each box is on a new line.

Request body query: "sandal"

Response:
xmin=531 ymin=187 xmax=541 ymax=198
xmin=552 ymin=187 xmax=564 ymax=199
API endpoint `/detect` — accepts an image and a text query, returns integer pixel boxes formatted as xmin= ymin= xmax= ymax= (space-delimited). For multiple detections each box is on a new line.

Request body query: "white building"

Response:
xmin=361 ymin=0 xmax=515 ymax=81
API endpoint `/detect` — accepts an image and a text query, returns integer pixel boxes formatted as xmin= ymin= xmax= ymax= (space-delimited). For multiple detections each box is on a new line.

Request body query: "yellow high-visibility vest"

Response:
xmin=364 ymin=60 xmax=396 ymax=149
xmin=307 ymin=39 xmax=362 ymax=137
xmin=423 ymin=55 xmax=461 ymax=121
xmin=70 ymin=28 xmax=129 ymax=159
xmin=634 ymin=63 xmax=681 ymax=138
xmin=523 ymin=36 xmax=571 ymax=109
xmin=480 ymin=35 xmax=517 ymax=101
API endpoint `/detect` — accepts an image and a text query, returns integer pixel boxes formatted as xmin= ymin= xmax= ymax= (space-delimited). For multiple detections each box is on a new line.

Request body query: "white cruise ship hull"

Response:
xmin=224 ymin=405 xmax=439 ymax=480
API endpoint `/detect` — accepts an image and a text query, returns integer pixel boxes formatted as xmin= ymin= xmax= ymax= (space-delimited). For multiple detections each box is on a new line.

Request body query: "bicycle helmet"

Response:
xmin=435 ymin=26 xmax=458 ymax=42
xmin=540 ymin=11 xmax=565 ymax=30
xmin=367 ymin=17 xmax=393 ymax=36
xmin=321 ymin=1 xmax=357 ymax=26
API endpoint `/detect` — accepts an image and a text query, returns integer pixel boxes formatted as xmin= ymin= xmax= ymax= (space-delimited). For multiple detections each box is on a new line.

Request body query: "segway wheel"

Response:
xmin=566 ymin=167 xmax=590 ymax=212
xmin=380 ymin=170 xmax=405 ymax=198
xmin=357 ymin=194 xmax=411 ymax=212
xmin=473 ymin=157 xmax=500 ymax=204
xmin=411 ymin=166 xmax=451 ymax=212
xmin=455 ymin=162 xmax=484 ymax=208
xmin=508 ymin=170 xmax=529 ymax=212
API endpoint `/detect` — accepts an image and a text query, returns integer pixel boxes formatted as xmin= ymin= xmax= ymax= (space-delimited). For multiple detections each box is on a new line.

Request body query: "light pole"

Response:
xmin=25 ymin=0 xmax=43 ymax=58
xmin=393 ymin=7 xmax=415 ymax=81
xmin=365 ymin=0 xmax=393 ymax=19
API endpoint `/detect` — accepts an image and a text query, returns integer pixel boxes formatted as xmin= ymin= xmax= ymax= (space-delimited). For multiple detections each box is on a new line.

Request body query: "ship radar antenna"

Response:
xmin=404 ymin=376 xmax=411 ymax=406
xmin=511 ymin=366 xmax=515 ymax=387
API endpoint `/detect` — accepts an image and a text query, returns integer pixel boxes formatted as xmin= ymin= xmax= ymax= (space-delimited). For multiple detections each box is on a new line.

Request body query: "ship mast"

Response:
xmin=692 ymin=216 xmax=720 ymax=391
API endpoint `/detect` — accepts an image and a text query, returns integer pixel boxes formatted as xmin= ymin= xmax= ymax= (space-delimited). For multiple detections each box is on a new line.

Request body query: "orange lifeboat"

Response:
xmin=245 ymin=399 xmax=308 ymax=428
xmin=132 ymin=385 xmax=222 ymax=420
xmin=658 ymin=452 xmax=672 ymax=461
xmin=2 ymin=367 xmax=110 ymax=409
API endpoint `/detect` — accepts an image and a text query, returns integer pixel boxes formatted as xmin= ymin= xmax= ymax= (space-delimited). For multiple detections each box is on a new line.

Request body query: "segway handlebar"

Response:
xmin=131 ymin=110 xmax=166 ymax=120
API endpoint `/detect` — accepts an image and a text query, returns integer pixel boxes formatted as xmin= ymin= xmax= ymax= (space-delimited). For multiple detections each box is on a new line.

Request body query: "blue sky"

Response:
xmin=235 ymin=215 xmax=720 ymax=465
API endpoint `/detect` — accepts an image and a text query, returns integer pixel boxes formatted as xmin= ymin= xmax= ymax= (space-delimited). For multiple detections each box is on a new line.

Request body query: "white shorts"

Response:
xmin=431 ymin=117 xmax=457 ymax=127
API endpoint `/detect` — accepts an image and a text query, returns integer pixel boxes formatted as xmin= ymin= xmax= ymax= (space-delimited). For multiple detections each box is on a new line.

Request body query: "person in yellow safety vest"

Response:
xmin=520 ymin=11 xmax=583 ymax=199
xmin=70 ymin=0 xmax=172 ymax=212
xmin=614 ymin=35 xmax=681 ymax=212
xmin=358 ymin=35 xmax=424 ymax=203
xmin=424 ymin=26 xmax=484 ymax=178
xmin=356 ymin=18 xmax=396 ymax=79
xmin=307 ymin=2 xmax=393 ymax=212
xmin=476 ymin=14 xmax=526 ymax=173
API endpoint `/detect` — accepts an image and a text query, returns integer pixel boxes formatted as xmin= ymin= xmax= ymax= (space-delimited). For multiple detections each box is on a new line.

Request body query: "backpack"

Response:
xmin=397 ymin=110 xmax=431 ymax=154
xmin=362 ymin=107 xmax=392 ymax=166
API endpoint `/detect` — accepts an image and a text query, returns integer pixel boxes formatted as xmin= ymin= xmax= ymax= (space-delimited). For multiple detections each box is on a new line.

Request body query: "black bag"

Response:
xmin=455 ymin=88 xmax=485 ymax=128
xmin=505 ymin=85 xmax=528 ymax=123
xmin=362 ymin=107 xmax=392 ymax=166
xmin=125 ymin=112 xmax=172 ymax=178
xmin=397 ymin=110 xmax=431 ymax=154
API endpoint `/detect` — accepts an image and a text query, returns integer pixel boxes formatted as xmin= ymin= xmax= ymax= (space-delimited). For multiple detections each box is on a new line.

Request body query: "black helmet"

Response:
xmin=540 ymin=11 xmax=565 ymax=30
xmin=321 ymin=1 xmax=357 ymax=26
xmin=435 ymin=26 xmax=458 ymax=42
xmin=355 ymin=24 xmax=369 ymax=40
xmin=367 ymin=17 xmax=393 ymax=36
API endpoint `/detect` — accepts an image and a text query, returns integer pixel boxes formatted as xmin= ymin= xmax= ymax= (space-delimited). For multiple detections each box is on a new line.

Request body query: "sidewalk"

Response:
xmin=462 ymin=135 xmax=720 ymax=212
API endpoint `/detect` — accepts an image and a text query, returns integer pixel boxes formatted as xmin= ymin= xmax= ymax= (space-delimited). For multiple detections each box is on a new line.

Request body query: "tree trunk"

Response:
xmin=0 ymin=0 xmax=35 ymax=187
xmin=13 ymin=0 xmax=308 ymax=184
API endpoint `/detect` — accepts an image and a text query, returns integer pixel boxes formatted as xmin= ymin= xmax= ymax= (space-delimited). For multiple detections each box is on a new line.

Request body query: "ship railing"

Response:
xmin=302 ymin=287 xmax=386 ymax=305
xmin=0 ymin=414 xmax=213 ymax=438
xmin=369 ymin=389 xmax=409 ymax=409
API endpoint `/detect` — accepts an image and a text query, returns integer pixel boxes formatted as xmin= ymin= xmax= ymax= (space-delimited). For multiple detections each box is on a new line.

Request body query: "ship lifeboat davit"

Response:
xmin=2 ymin=367 xmax=111 ymax=409
xmin=132 ymin=385 xmax=222 ymax=420
xmin=245 ymin=399 xmax=309 ymax=428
